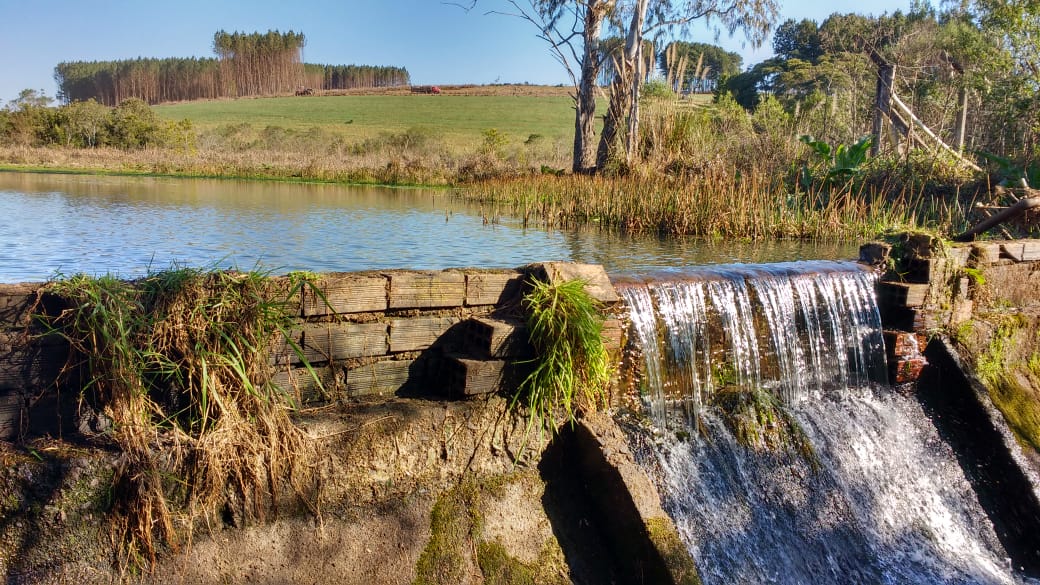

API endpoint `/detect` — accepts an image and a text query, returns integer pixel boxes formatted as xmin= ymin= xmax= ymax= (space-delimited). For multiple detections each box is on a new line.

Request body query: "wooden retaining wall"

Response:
xmin=862 ymin=237 xmax=1040 ymax=383
xmin=0 ymin=262 xmax=623 ymax=441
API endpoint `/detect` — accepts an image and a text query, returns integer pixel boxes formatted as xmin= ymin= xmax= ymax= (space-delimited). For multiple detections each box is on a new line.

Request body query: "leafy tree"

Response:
xmin=773 ymin=19 xmax=823 ymax=63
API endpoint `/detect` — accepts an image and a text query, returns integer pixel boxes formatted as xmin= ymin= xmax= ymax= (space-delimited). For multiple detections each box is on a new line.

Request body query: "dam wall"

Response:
xmin=0 ymin=262 xmax=623 ymax=441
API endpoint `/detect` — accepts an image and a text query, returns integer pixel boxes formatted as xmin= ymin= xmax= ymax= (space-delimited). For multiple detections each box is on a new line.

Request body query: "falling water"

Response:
xmin=619 ymin=260 xmax=887 ymax=422
xmin=619 ymin=261 xmax=1027 ymax=584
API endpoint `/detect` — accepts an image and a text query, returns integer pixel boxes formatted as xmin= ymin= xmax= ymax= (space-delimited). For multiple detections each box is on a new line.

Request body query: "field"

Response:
xmin=154 ymin=85 xmax=712 ymax=152
xmin=156 ymin=87 xmax=579 ymax=152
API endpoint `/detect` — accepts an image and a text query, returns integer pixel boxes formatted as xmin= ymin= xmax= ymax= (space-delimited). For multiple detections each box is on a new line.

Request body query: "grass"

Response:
xmin=464 ymin=171 xmax=936 ymax=241
xmin=41 ymin=267 xmax=320 ymax=570
xmin=514 ymin=279 xmax=612 ymax=434
xmin=156 ymin=94 xmax=588 ymax=153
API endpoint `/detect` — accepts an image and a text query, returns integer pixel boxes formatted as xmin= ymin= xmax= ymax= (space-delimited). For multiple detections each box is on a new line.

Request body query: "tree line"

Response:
xmin=722 ymin=5 xmax=1038 ymax=160
xmin=302 ymin=64 xmax=411 ymax=90
xmin=1 ymin=90 xmax=193 ymax=149
xmin=54 ymin=30 xmax=410 ymax=106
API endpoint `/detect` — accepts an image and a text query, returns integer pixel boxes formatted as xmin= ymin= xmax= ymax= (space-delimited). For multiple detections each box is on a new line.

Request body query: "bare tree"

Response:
xmin=474 ymin=1 xmax=616 ymax=173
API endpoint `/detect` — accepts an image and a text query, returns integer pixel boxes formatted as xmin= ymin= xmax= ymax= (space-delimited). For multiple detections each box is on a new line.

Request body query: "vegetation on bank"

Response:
xmin=40 ymin=268 xmax=322 ymax=568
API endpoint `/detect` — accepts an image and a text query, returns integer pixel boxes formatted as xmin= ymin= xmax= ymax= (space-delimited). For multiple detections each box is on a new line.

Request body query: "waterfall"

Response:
xmin=619 ymin=261 xmax=1025 ymax=584
xmin=619 ymin=261 xmax=887 ymax=423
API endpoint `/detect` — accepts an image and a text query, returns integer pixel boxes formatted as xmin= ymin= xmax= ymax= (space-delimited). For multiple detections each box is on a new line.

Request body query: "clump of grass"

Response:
xmin=44 ymin=267 xmax=317 ymax=570
xmin=514 ymin=279 xmax=611 ymax=433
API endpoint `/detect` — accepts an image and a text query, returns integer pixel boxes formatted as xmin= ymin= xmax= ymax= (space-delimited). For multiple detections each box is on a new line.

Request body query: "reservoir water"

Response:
xmin=0 ymin=172 xmax=858 ymax=282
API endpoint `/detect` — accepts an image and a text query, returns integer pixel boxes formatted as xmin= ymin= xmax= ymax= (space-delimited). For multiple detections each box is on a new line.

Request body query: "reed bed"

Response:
xmin=464 ymin=171 xmax=944 ymax=240
xmin=43 ymin=268 xmax=318 ymax=570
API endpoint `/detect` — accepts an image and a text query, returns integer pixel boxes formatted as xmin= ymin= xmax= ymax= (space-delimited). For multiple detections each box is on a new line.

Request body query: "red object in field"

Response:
xmin=430 ymin=86 xmax=442 ymax=94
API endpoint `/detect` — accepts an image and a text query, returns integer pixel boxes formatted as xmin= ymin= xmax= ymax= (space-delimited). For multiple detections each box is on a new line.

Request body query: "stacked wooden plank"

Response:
xmin=865 ymin=236 xmax=1040 ymax=384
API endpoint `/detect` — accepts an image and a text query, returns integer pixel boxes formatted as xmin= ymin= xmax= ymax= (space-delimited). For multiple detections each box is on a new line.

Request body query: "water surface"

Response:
xmin=0 ymin=172 xmax=859 ymax=282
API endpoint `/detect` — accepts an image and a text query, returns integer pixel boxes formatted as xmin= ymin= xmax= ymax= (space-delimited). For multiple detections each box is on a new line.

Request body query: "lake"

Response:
xmin=0 ymin=171 xmax=860 ymax=283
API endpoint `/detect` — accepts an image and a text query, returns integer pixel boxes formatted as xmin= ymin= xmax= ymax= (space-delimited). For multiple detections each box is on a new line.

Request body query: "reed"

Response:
xmin=464 ymin=170 xmax=941 ymax=241
xmin=43 ymin=268 xmax=319 ymax=570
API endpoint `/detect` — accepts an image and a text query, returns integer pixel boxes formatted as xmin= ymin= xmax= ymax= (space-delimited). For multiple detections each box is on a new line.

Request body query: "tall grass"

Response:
xmin=514 ymin=279 xmax=612 ymax=433
xmin=44 ymin=268 xmax=317 ymax=569
xmin=464 ymin=171 xmax=941 ymax=241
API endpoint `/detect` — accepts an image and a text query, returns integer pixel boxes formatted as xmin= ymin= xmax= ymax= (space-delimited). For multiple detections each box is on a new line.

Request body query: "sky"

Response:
xmin=0 ymin=0 xmax=917 ymax=104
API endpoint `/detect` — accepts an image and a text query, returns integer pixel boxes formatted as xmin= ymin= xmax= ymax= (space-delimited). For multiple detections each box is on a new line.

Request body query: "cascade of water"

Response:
xmin=636 ymin=389 xmax=1019 ymax=585
xmin=619 ymin=261 xmax=887 ymax=422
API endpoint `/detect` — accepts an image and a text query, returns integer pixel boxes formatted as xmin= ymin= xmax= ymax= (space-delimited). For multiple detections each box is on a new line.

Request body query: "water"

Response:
xmin=618 ymin=261 xmax=887 ymax=422
xmin=621 ymin=262 xmax=1027 ymax=584
xmin=635 ymin=389 xmax=1020 ymax=585
xmin=0 ymin=172 xmax=858 ymax=282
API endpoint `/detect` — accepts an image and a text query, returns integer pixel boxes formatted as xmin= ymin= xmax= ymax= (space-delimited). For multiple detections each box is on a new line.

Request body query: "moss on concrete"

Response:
xmin=413 ymin=473 xmax=571 ymax=585
xmin=645 ymin=517 xmax=702 ymax=585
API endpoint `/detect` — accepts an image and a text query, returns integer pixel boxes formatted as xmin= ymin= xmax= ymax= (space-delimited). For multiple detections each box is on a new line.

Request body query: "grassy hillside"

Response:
xmin=155 ymin=93 xmax=581 ymax=152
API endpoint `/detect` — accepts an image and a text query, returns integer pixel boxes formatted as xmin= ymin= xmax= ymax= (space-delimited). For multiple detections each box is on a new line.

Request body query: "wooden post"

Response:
xmin=954 ymin=85 xmax=969 ymax=152
xmin=872 ymin=60 xmax=896 ymax=157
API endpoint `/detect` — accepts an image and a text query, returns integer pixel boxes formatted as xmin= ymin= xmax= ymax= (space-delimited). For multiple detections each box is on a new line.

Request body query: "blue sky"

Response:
xmin=0 ymin=0 xmax=916 ymax=104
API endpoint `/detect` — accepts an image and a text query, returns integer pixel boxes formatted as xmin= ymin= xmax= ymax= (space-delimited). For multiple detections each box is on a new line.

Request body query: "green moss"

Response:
xmin=711 ymin=387 xmax=819 ymax=470
xmin=973 ymin=315 xmax=1040 ymax=453
xmin=645 ymin=517 xmax=702 ymax=585
xmin=413 ymin=488 xmax=471 ymax=585
xmin=477 ymin=541 xmax=537 ymax=585
xmin=414 ymin=474 xmax=569 ymax=585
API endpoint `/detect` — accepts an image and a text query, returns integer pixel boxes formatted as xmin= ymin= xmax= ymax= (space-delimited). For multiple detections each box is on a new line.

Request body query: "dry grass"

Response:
xmin=44 ymin=268 xmax=318 ymax=570
xmin=463 ymin=171 xmax=936 ymax=241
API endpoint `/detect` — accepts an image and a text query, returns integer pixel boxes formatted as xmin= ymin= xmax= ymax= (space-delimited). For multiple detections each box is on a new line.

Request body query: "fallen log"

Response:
xmin=953 ymin=190 xmax=1040 ymax=242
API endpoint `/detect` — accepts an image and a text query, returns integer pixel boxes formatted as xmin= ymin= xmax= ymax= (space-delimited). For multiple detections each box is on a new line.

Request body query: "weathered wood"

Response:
xmin=0 ymin=391 xmax=22 ymax=440
xmin=302 ymin=273 xmax=388 ymax=316
xmin=532 ymin=262 xmax=620 ymax=303
xmin=0 ymin=283 xmax=41 ymax=329
xmin=0 ymin=333 xmax=66 ymax=391
xmin=445 ymin=356 xmax=512 ymax=396
xmin=299 ymin=322 xmax=388 ymax=363
xmin=1000 ymin=240 xmax=1040 ymax=262
xmin=388 ymin=271 xmax=466 ymax=309
xmin=271 ymin=365 xmax=343 ymax=405
xmin=970 ymin=242 xmax=1003 ymax=265
xmin=878 ymin=282 xmax=928 ymax=308
xmin=954 ymin=198 xmax=1040 ymax=242
xmin=464 ymin=317 xmax=532 ymax=358
xmin=346 ymin=360 xmax=414 ymax=397
xmin=890 ymin=93 xmax=982 ymax=172
xmin=465 ymin=271 xmax=523 ymax=306
xmin=389 ymin=316 xmax=460 ymax=353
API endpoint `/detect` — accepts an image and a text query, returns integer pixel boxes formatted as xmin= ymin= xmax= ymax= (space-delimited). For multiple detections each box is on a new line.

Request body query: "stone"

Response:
xmin=528 ymin=262 xmax=619 ymax=304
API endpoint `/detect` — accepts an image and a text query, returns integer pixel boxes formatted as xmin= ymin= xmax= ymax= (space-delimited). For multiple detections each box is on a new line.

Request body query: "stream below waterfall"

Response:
xmin=619 ymin=261 xmax=1038 ymax=584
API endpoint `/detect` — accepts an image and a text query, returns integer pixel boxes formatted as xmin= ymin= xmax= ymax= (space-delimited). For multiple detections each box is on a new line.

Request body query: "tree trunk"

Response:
xmin=572 ymin=1 xmax=609 ymax=174
xmin=598 ymin=0 xmax=649 ymax=170
xmin=623 ymin=0 xmax=649 ymax=165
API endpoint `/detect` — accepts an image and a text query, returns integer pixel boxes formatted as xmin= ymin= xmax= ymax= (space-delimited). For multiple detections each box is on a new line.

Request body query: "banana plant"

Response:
xmin=799 ymin=134 xmax=873 ymax=187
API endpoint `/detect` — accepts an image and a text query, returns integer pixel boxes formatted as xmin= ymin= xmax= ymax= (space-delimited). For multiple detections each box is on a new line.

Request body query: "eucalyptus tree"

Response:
xmin=598 ymin=0 xmax=780 ymax=167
